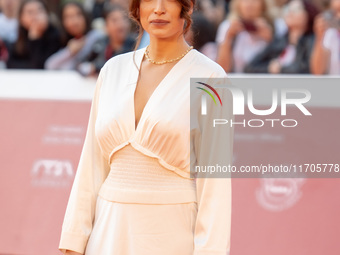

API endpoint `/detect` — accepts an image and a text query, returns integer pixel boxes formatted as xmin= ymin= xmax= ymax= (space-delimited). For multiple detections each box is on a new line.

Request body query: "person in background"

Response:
xmin=271 ymin=0 xmax=290 ymax=16
xmin=92 ymin=0 xmax=105 ymax=19
xmin=89 ymin=0 xmax=149 ymax=50
xmin=108 ymin=0 xmax=150 ymax=49
xmin=0 ymin=0 xmax=21 ymax=44
xmin=215 ymin=0 xmax=274 ymax=73
xmin=78 ymin=3 xmax=136 ymax=76
xmin=196 ymin=0 xmax=226 ymax=28
xmin=244 ymin=0 xmax=320 ymax=74
xmin=92 ymin=0 xmax=130 ymax=18
xmin=44 ymin=1 xmax=105 ymax=70
xmin=108 ymin=0 xmax=129 ymax=11
xmin=270 ymin=0 xmax=289 ymax=37
xmin=310 ymin=0 xmax=340 ymax=75
xmin=0 ymin=0 xmax=19 ymax=68
xmin=6 ymin=0 xmax=61 ymax=69
xmin=185 ymin=11 xmax=217 ymax=60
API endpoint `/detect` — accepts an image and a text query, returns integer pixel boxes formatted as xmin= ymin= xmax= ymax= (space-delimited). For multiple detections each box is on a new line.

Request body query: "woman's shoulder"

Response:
xmin=191 ymin=49 xmax=227 ymax=77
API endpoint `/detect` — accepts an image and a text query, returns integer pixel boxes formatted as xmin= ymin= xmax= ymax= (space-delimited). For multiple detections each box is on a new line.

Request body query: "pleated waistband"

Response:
xmin=98 ymin=144 xmax=197 ymax=204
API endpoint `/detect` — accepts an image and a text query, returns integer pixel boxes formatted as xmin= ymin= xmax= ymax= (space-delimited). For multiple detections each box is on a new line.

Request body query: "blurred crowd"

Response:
xmin=0 ymin=0 xmax=339 ymax=76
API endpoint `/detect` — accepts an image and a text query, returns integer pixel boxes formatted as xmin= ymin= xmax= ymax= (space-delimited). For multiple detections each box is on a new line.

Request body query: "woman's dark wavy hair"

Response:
xmin=129 ymin=0 xmax=196 ymax=71
xmin=15 ymin=0 xmax=50 ymax=55
xmin=58 ymin=1 xmax=92 ymax=46
xmin=300 ymin=0 xmax=320 ymax=35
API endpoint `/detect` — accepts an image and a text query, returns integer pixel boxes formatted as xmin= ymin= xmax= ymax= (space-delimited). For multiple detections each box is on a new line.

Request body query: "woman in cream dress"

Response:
xmin=58 ymin=0 xmax=234 ymax=254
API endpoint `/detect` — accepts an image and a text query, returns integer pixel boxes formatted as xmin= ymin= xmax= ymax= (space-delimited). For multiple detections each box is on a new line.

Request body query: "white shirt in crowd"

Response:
xmin=0 ymin=13 xmax=18 ymax=43
xmin=278 ymin=44 xmax=297 ymax=67
xmin=322 ymin=28 xmax=340 ymax=75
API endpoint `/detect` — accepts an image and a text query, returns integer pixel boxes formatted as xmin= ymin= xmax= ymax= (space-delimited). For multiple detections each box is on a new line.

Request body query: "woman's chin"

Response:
xmin=148 ymin=32 xmax=171 ymax=39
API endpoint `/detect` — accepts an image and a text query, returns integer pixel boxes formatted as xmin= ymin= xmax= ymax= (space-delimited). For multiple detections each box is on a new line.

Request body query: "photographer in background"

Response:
xmin=244 ymin=0 xmax=320 ymax=74
xmin=6 ymin=0 xmax=62 ymax=69
xmin=215 ymin=0 xmax=274 ymax=73
xmin=310 ymin=0 xmax=340 ymax=75
xmin=196 ymin=0 xmax=227 ymax=28
xmin=77 ymin=3 xmax=136 ymax=76
xmin=44 ymin=1 xmax=104 ymax=70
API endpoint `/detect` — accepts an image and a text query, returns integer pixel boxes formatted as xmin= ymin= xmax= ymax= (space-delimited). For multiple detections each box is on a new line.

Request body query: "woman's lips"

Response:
xmin=150 ymin=19 xmax=170 ymax=25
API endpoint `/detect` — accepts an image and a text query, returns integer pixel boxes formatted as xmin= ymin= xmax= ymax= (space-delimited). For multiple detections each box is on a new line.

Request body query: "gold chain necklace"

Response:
xmin=144 ymin=45 xmax=194 ymax=65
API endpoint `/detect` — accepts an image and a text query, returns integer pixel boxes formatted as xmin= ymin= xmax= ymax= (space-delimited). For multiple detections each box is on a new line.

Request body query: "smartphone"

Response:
xmin=240 ymin=19 xmax=258 ymax=33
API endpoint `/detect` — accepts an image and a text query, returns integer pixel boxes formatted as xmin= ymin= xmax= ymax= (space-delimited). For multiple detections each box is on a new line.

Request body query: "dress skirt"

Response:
xmin=84 ymin=195 xmax=198 ymax=255
xmin=84 ymin=144 xmax=198 ymax=255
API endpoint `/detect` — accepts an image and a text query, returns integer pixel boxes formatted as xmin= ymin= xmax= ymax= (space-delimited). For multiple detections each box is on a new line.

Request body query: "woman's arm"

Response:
xmin=58 ymin=65 xmax=110 ymax=254
xmin=310 ymin=36 xmax=330 ymax=75
xmin=310 ymin=15 xmax=331 ymax=75
xmin=216 ymin=35 xmax=234 ymax=73
xmin=44 ymin=47 xmax=74 ymax=70
xmin=44 ymin=37 xmax=86 ymax=70
xmin=244 ymin=36 xmax=285 ymax=73
xmin=243 ymin=44 xmax=274 ymax=73
xmin=193 ymin=74 xmax=234 ymax=254
xmin=216 ymin=20 xmax=244 ymax=73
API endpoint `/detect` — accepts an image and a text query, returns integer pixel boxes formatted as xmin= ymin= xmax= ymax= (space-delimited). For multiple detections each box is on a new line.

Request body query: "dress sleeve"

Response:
xmin=58 ymin=66 xmax=111 ymax=254
xmin=193 ymin=73 xmax=234 ymax=255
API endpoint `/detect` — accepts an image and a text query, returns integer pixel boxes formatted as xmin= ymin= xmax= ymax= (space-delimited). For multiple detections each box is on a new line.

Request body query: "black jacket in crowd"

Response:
xmin=6 ymin=23 xmax=61 ymax=69
xmin=87 ymin=34 xmax=136 ymax=74
xmin=244 ymin=32 xmax=315 ymax=74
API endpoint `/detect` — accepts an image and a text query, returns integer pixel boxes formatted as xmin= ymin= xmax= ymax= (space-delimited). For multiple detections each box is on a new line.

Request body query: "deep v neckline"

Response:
xmin=132 ymin=46 xmax=194 ymax=132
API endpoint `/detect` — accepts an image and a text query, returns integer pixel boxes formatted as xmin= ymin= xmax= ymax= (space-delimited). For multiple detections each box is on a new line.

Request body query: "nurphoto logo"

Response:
xmin=196 ymin=80 xmax=312 ymax=128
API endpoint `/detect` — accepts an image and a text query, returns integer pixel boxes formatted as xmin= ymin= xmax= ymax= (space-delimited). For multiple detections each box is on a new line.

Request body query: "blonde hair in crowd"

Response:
xmin=227 ymin=0 xmax=274 ymax=27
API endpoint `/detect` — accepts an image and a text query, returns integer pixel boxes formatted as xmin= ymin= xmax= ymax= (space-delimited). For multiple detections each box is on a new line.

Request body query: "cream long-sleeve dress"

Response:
xmin=58 ymin=46 xmax=234 ymax=255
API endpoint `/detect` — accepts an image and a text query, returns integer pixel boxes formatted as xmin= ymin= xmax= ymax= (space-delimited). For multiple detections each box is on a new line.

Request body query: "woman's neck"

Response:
xmin=147 ymin=37 xmax=191 ymax=62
